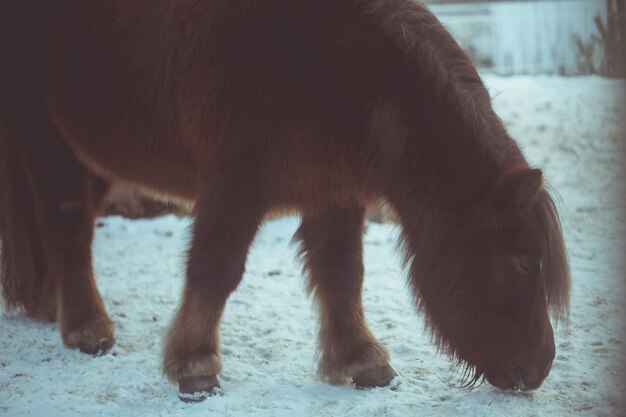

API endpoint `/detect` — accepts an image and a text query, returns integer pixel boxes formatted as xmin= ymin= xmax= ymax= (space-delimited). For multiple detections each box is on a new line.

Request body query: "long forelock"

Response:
xmin=535 ymin=188 xmax=571 ymax=323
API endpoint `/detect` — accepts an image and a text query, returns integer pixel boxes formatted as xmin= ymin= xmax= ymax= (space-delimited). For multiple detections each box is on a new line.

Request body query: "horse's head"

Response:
xmin=402 ymin=167 xmax=570 ymax=391
xmin=480 ymin=168 xmax=570 ymax=390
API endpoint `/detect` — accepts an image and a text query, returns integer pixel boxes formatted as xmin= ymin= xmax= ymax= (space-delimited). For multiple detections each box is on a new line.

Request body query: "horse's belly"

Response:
xmin=59 ymin=128 xmax=200 ymax=201
xmin=47 ymin=81 xmax=200 ymax=200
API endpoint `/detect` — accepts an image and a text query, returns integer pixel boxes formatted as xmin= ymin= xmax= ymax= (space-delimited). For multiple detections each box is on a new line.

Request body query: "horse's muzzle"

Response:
xmin=487 ymin=357 xmax=553 ymax=391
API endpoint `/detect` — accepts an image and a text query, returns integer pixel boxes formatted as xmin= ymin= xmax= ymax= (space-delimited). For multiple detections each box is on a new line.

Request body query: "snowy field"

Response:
xmin=1 ymin=75 xmax=625 ymax=417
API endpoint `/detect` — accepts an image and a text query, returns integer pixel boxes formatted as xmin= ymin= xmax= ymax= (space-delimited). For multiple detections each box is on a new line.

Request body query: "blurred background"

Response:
xmin=424 ymin=0 xmax=625 ymax=77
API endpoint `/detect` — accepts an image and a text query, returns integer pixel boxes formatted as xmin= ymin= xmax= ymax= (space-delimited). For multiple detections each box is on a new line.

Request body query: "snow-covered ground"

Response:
xmin=1 ymin=75 xmax=625 ymax=417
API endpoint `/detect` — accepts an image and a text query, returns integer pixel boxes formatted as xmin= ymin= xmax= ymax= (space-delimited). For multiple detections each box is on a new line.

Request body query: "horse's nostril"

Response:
xmin=509 ymin=360 xmax=551 ymax=391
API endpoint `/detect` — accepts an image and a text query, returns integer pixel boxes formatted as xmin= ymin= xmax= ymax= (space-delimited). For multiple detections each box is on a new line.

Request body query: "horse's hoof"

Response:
xmin=178 ymin=375 xmax=222 ymax=402
xmin=63 ymin=317 xmax=115 ymax=356
xmin=79 ymin=337 xmax=115 ymax=356
xmin=353 ymin=364 xmax=398 ymax=389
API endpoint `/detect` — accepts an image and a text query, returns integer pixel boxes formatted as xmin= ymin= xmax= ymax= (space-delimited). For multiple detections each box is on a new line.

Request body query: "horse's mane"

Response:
xmin=361 ymin=0 xmax=522 ymax=170
xmin=361 ymin=2 xmax=571 ymax=367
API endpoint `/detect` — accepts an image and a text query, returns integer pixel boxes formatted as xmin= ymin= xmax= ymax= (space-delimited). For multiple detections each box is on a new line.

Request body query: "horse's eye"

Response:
xmin=519 ymin=257 xmax=541 ymax=273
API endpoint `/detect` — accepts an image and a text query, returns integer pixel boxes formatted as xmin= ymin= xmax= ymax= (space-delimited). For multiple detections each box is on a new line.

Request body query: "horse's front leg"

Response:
xmin=163 ymin=178 xmax=265 ymax=400
xmin=295 ymin=205 xmax=397 ymax=388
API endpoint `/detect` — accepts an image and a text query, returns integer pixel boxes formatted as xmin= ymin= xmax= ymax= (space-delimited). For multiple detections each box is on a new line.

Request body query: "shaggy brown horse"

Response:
xmin=0 ymin=0 xmax=569 ymax=400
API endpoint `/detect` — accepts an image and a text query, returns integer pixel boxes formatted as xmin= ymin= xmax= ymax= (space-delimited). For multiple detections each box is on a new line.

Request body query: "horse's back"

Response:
xmin=45 ymin=0 xmax=386 ymax=202
xmin=46 ymin=0 xmax=203 ymax=198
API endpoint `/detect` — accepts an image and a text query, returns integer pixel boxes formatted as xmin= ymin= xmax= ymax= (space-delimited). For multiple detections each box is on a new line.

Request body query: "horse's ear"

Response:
xmin=495 ymin=168 xmax=543 ymax=209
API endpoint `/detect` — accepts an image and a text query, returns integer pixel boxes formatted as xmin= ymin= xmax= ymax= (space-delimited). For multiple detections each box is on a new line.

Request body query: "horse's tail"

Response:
xmin=0 ymin=1 xmax=57 ymax=319
xmin=0 ymin=118 xmax=58 ymax=319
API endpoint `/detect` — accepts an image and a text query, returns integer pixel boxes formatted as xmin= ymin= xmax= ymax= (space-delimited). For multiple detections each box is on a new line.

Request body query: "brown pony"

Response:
xmin=0 ymin=0 xmax=570 ymax=401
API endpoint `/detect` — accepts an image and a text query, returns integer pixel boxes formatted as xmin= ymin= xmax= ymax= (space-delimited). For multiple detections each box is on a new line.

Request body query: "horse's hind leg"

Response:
xmin=14 ymin=123 xmax=114 ymax=355
xmin=164 ymin=175 xmax=265 ymax=400
xmin=54 ymin=174 xmax=114 ymax=355
xmin=294 ymin=205 xmax=397 ymax=388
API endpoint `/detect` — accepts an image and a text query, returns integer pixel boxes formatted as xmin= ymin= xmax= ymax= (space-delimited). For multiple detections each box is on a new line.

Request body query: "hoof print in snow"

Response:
xmin=178 ymin=375 xmax=222 ymax=402
xmin=353 ymin=364 xmax=398 ymax=389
